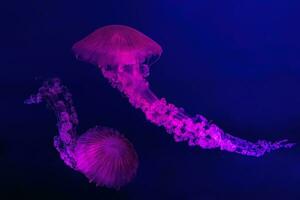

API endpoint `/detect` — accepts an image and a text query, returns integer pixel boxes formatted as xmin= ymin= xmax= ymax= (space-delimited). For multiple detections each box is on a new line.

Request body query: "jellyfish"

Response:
xmin=72 ymin=25 xmax=295 ymax=157
xmin=25 ymin=78 xmax=138 ymax=189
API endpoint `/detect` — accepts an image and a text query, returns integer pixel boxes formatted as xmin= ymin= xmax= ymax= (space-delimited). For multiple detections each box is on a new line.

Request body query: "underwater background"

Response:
xmin=1 ymin=0 xmax=300 ymax=199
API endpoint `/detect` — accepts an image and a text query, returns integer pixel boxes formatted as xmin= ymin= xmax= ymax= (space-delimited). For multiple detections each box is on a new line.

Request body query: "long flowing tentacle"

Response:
xmin=100 ymin=64 xmax=295 ymax=157
xmin=25 ymin=78 xmax=78 ymax=168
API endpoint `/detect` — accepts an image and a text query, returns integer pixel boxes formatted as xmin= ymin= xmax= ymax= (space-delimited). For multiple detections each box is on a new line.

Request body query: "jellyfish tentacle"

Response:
xmin=220 ymin=133 xmax=294 ymax=157
xmin=25 ymin=78 xmax=78 ymax=168
xmin=101 ymin=63 xmax=294 ymax=157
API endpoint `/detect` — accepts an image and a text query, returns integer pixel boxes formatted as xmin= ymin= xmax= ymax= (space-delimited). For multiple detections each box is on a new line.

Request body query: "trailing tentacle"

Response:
xmin=25 ymin=78 xmax=78 ymax=168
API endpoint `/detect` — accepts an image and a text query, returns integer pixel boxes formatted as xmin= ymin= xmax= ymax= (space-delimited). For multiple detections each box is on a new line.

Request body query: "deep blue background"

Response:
xmin=1 ymin=0 xmax=300 ymax=199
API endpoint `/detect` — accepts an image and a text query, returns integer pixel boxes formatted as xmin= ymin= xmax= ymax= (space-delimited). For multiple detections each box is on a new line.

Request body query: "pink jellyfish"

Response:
xmin=72 ymin=25 xmax=294 ymax=157
xmin=25 ymin=78 xmax=138 ymax=189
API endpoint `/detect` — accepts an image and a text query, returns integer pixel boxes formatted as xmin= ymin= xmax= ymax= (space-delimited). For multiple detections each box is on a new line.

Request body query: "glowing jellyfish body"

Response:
xmin=72 ymin=25 xmax=294 ymax=157
xmin=75 ymin=126 xmax=138 ymax=188
xmin=25 ymin=78 xmax=138 ymax=189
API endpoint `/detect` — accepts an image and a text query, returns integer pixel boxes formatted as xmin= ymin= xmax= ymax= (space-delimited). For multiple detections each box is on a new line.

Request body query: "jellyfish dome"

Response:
xmin=75 ymin=126 xmax=138 ymax=189
xmin=72 ymin=25 xmax=162 ymax=68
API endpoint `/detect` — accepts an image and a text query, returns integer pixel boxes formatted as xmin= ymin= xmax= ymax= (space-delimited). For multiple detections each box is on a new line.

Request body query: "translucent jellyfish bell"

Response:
xmin=72 ymin=25 xmax=162 ymax=68
xmin=75 ymin=126 xmax=138 ymax=188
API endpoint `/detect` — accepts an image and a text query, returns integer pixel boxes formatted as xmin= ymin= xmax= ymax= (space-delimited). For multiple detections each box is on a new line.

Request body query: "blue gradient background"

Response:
xmin=1 ymin=0 xmax=300 ymax=199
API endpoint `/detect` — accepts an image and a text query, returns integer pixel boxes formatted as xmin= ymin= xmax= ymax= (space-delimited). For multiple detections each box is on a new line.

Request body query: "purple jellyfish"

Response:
xmin=25 ymin=78 xmax=138 ymax=189
xmin=75 ymin=126 xmax=138 ymax=188
xmin=72 ymin=25 xmax=294 ymax=157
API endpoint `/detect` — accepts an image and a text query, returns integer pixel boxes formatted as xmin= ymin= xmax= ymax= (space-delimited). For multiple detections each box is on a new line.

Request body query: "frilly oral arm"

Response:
xmin=25 ymin=78 xmax=78 ymax=168
xmin=121 ymin=86 xmax=295 ymax=157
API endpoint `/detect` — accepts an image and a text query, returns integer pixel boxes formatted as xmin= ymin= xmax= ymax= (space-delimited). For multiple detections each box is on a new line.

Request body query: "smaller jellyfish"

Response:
xmin=75 ymin=126 xmax=138 ymax=188
xmin=72 ymin=25 xmax=294 ymax=157
xmin=25 ymin=78 xmax=138 ymax=189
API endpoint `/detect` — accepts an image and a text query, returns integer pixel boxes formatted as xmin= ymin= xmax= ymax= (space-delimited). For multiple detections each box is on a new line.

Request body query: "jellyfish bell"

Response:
xmin=75 ymin=126 xmax=138 ymax=189
xmin=72 ymin=24 xmax=162 ymax=68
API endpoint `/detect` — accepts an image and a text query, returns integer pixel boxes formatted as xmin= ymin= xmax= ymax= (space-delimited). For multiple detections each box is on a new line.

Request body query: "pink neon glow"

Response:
xmin=75 ymin=126 xmax=138 ymax=189
xmin=72 ymin=24 xmax=294 ymax=157
xmin=25 ymin=78 xmax=138 ymax=189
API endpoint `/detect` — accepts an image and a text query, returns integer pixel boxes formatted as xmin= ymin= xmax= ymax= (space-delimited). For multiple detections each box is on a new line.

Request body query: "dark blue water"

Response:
xmin=1 ymin=1 xmax=300 ymax=199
